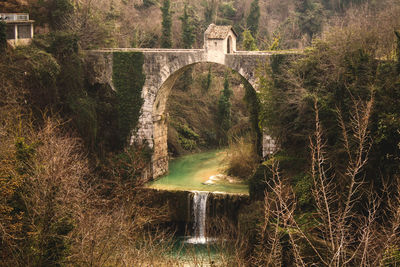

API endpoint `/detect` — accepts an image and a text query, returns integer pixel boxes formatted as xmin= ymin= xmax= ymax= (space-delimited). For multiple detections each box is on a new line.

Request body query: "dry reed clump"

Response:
xmin=224 ymin=135 xmax=259 ymax=179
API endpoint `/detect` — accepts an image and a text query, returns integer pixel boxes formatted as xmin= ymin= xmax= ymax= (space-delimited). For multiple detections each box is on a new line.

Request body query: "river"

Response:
xmin=147 ymin=150 xmax=249 ymax=194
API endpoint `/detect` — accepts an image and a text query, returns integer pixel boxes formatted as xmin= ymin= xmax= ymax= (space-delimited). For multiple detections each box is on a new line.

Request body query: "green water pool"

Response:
xmin=167 ymin=236 xmax=223 ymax=264
xmin=146 ymin=150 xmax=249 ymax=194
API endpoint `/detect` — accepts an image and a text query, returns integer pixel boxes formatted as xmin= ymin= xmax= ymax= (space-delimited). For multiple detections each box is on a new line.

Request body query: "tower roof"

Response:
xmin=204 ymin=24 xmax=237 ymax=40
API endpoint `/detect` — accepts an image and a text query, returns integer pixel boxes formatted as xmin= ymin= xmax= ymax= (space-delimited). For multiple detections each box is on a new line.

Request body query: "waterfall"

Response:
xmin=187 ymin=191 xmax=209 ymax=244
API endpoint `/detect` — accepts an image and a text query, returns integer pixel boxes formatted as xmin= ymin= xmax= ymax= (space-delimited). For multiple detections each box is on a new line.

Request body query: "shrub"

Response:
xmin=225 ymin=135 xmax=259 ymax=180
xmin=1 ymin=118 xmax=89 ymax=266
xmin=13 ymin=46 xmax=60 ymax=109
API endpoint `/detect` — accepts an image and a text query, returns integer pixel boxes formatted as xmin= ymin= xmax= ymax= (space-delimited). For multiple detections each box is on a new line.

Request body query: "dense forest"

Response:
xmin=1 ymin=0 xmax=400 ymax=266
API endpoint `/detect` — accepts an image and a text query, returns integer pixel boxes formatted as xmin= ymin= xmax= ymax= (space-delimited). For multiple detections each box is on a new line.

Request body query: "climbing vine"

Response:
xmin=113 ymin=52 xmax=145 ymax=146
xmin=242 ymin=78 xmax=262 ymax=156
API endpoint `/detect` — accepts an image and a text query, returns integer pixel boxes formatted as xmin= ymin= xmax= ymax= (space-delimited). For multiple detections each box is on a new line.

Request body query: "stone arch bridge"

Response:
xmin=85 ymin=47 xmax=299 ymax=179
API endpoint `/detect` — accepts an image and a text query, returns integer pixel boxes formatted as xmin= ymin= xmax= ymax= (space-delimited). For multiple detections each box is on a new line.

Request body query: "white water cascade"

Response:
xmin=187 ymin=191 xmax=209 ymax=244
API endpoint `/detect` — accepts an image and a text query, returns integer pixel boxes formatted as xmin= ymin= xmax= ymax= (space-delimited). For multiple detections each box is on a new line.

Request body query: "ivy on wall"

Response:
xmin=242 ymin=77 xmax=262 ymax=156
xmin=112 ymin=52 xmax=145 ymax=146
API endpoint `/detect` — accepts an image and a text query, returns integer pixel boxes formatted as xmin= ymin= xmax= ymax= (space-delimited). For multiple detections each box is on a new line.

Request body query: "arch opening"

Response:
xmin=151 ymin=61 xmax=262 ymax=179
xmin=227 ymin=36 xmax=232 ymax=54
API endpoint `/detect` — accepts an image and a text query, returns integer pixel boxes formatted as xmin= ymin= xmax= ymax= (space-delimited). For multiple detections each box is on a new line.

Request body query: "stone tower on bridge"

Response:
xmin=85 ymin=25 xmax=298 ymax=179
xmin=204 ymin=24 xmax=237 ymax=60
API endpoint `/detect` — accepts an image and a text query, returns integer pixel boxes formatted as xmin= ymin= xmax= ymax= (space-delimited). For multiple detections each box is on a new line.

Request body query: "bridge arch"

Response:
xmin=128 ymin=50 xmax=266 ymax=178
xmin=148 ymin=61 xmax=259 ymax=178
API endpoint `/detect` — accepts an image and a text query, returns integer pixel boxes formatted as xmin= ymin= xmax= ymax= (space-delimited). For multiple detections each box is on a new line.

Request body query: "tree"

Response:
xmin=219 ymin=2 xmax=237 ymax=22
xmin=180 ymin=3 xmax=195 ymax=49
xmin=204 ymin=66 xmax=212 ymax=91
xmin=0 ymin=21 xmax=6 ymax=53
xmin=395 ymin=30 xmax=400 ymax=74
xmin=63 ymin=0 xmax=116 ymax=49
xmin=160 ymin=0 xmax=172 ymax=48
xmin=178 ymin=4 xmax=195 ymax=92
xmin=322 ymin=0 xmax=367 ymax=12
xmin=0 ymin=0 xmax=28 ymax=12
xmin=295 ymin=0 xmax=324 ymax=41
xmin=246 ymin=0 xmax=260 ymax=37
xmin=217 ymin=73 xmax=232 ymax=142
xmin=242 ymin=29 xmax=257 ymax=51
xmin=45 ymin=0 xmax=74 ymax=30
xmin=259 ymin=7 xmax=400 ymax=189
xmin=269 ymin=34 xmax=281 ymax=50
xmin=142 ymin=0 xmax=157 ymax=8
xmin=0 ymin=118 xmax=89 ymax=266
xmin=203 ymin=0 xmax=217 ymax=26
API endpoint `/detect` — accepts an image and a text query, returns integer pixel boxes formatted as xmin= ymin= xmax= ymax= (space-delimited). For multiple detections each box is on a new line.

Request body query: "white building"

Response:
xmin=0 ymin=13 xmax=34 ymax=46
xmin=204 ymin=24 xmax=237 ymax=63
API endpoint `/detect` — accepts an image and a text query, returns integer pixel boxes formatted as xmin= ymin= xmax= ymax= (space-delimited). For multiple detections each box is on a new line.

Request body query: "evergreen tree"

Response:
xmin=180 ymin=3 xmax=195 ymax=49
xmin=242 ymin=30 xmax=257 ymax=51
xmin=179 ymin=4 xmax=195 ymax=91
xmin=142 ymin=0 xmax=157 ymax=8
xmin=295 ymin=0 xmax=323 ymax=40
xmin=222 ymin=74 xmax=232 ymax=99
xmin=219 ymin=2 xmax=237 ymax=22
xmin=203 ymin=0 xmax=217 ymax=26
xmin=179 ymin=68 xmax=193 ymax=91
xmin=48 ymin=0 xmax=74 ymax=30
xmin=246 ymin=0 xmax=260 ymax=37
xmin=160 ymin=0 xmax=172 ymax=48
xmin=217 ymin=73 xmax=232 ymax=142
xmin=269 ymin=34 xmax=281 ymax=50
xmin=0 ymin=21 xmax=6 ymax=53
xmin=395 ymin=31 xmax=400 ymax=74
xmin=296 ymin=0 xmax=310 ymax=13
xmin=205 ymin=66 xmax=212 ymax=91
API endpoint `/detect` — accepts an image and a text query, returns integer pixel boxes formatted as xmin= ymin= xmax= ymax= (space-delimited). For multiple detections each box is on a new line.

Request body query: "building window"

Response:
xmin=6 ymin=25 xmax=15 ymax=40
xmin=18 ymin=24 xmax=31 ymax=39
xmin=17 ymin=14 xmax=28 ymax=21
xmin=227 ymin=36 xmax=232 ymax=53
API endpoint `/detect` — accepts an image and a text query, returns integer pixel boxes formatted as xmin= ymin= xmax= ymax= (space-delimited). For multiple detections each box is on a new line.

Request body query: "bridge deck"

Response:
xmin=87 ymin=48 xmax=302 ymax=55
